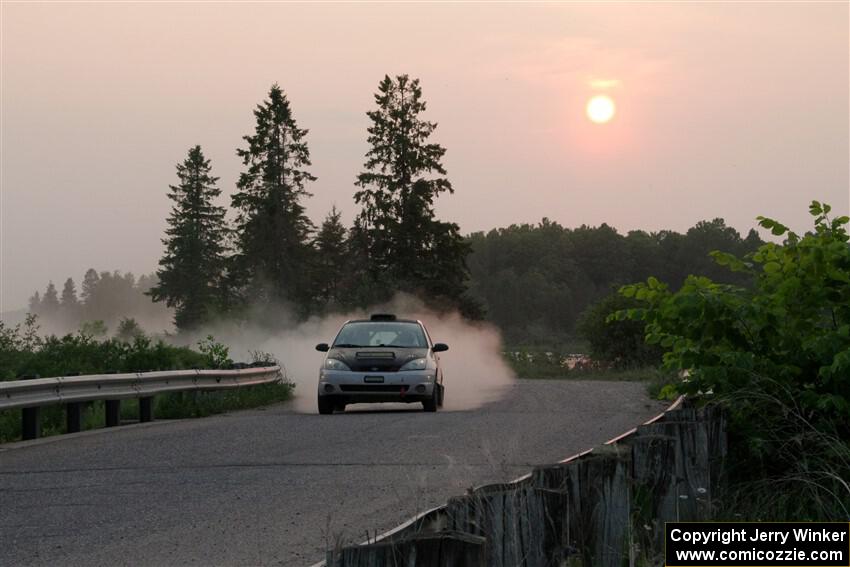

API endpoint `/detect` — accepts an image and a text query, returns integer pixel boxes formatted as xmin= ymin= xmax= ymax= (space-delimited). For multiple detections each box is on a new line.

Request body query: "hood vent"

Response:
xmin=355 ymin=351 xmax=395 ymax=359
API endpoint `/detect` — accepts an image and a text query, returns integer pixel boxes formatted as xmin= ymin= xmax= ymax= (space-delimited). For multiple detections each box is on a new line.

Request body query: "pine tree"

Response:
xmin=313 ymin=206 xmax=349 ymax=309
xmin=59 ymin=277 xmax=80 ymax=327
xmin=60 ymin=278 xmax=79 ymax=309
xmin=354 ymin=74 xmax=472 ymax=310
xmin=28 ymin=291 xmax=42 ymax=316
xmin=230 ymin=84 xmax=316 ymax=313
xmin=81 ymin=269 xmax=100 ymax=306
xmin=149 ymin=145 xmax=229 ymax=331
xmin=41 ymin=282 xmax=60 ymax=317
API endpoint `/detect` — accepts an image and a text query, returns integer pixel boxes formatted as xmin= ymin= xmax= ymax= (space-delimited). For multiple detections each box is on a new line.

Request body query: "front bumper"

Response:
xmin=318 ymin=369 xmax=437 ymax=404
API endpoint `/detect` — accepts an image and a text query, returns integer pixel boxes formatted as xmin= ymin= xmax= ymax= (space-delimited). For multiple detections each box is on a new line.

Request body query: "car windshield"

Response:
xmin=333 ymin=322 xmax=428 ymax=348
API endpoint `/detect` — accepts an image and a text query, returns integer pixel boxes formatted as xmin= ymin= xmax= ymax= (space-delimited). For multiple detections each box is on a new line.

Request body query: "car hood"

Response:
xmin=328 ymin=347 xmax=428 ymax=372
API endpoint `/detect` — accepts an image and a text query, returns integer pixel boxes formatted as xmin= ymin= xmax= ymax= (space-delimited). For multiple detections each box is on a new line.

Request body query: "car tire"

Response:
xmin=334 ymin=402 xmax=346 ymax=413
xmin=423 ymin=388 xmax=438 ymax=412
xmin=437 ymin=384 xmax=445 ymax=408
xmin=318 ymin=396 xmax=334 ymax=415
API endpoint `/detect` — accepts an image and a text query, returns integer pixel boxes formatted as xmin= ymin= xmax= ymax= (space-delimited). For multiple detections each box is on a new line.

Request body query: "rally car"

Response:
xmin=315 ymin=314 xmax=448 ymax=414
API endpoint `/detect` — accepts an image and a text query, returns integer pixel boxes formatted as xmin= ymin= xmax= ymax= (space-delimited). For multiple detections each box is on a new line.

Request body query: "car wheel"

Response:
xmin=437 ymin=384 xmax=445 ymax=408
xmin=422 ymin=388 xmax=438 ymax=412
xmin=318 ymin=396 xmax=334 ymax=415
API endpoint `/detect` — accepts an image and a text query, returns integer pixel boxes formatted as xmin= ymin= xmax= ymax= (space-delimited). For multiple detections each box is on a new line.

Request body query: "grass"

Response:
xmin=503 ymin=346 xmax=681 ymax=403
xmin=504 ymin=347 xmax=664 ymax=380
xmin=0 ymin=381 xmax=294 ymax=444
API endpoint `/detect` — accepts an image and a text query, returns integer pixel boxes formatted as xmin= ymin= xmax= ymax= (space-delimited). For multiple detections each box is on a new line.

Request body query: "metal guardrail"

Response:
xmin=0 ymin=366 xmax=282 ymax=440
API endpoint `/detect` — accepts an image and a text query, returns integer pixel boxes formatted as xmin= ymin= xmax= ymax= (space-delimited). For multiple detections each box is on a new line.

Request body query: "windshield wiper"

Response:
xmin=333 ymin=343 xmax=364 ymax=348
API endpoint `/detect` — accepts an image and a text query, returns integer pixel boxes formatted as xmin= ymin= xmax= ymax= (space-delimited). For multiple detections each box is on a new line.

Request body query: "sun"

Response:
xmin=586 ymin=95 xmax=616 ymax=124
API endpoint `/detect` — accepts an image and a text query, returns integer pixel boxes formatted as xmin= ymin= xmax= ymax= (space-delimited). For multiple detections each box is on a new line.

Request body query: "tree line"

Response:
xmin=467 ymin=217 xmax=764 ymax=345
xmin=28 ymin=213 xmax=766 ymax=345
xmin=27 ymin=270 xmax=168 ymax=337
xmin=148 ymin=76 xmax=473 ymax=331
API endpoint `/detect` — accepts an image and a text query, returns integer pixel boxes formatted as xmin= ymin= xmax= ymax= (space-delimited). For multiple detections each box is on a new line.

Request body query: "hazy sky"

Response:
xmin=2 ymin=2 xmax=848 ymax=310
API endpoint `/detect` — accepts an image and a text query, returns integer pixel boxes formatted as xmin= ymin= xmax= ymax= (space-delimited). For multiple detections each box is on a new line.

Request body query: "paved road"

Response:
xmin=0 ymin=380 xmax=665 ymax=566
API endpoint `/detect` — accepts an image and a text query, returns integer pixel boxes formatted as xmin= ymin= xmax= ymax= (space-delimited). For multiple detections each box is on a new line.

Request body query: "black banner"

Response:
xmin=665 ymin=522 xmax=849 ymax=566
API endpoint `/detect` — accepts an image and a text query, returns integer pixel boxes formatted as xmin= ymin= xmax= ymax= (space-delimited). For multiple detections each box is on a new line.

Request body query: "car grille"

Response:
xmin=350 ymin=365 xmax=400 ymax=373
xmin=339 ymin=385 xmax=408 ymax=393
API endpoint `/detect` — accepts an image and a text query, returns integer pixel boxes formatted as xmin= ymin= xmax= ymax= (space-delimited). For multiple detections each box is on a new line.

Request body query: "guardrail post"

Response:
xmin=105 ymin=400 xmax=120 ymax=427
xmin=66 ymin=402 xmax=83 ymax=433
xmin=139 ymin=397 xmax=153 ymax=422
xmin=22 ymin=407 xmax=40 ymax=440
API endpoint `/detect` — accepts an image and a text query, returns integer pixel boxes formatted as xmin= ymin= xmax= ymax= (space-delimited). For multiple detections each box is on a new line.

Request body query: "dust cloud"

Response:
xmin=190 ymin=294 xmax=516 ymax=413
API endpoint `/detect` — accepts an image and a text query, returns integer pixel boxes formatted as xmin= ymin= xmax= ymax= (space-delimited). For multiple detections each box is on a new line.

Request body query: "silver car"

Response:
xmin=315 ymin=314 xmax=448 ymax=414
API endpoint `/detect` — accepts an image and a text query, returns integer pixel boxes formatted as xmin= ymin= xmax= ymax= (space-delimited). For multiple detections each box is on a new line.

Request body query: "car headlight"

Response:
xmin=324 ymin=358 xmax=351 ymax=371
xmin=400 ymin=358 xmax=427 ymax=371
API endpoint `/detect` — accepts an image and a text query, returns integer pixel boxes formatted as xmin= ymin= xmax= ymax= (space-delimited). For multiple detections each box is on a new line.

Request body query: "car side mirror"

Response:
xmin=315 ymin=343 xmax=330 ymax=352
xmin=433 ymin=343 xmax=449 ymax=353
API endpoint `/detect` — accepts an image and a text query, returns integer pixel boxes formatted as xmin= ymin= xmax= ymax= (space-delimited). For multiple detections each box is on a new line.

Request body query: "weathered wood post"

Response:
xmin=331 ymin=531 xmax=487 ymax=567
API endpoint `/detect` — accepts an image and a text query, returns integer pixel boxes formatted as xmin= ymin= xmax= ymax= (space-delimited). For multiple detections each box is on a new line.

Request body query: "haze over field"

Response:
xmin=1 ymin=2 xmax=848 ymax=310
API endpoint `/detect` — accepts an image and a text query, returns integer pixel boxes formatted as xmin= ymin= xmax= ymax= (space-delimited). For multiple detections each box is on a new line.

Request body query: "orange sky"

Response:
xmin=1 ymin=2 xmax=848 ymax=309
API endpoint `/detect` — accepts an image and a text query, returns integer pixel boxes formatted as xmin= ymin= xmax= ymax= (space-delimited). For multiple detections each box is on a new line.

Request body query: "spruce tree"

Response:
xmin=60 ymin=278 xmax=78 ymax=309
xmin=81 ymin=269 xmax=100 ymax=306
xmin=149 ymin=145 xmax=228 ymax=331
xmin=231 ymin=84 xmax=316 ymax=312
xmin=354 ymin=74 xmax=472 ymax=311
xmin=59 ymin=277 xmax=80 ymax=327
xmin=28 ymin=291 xmax=42 ymax=316
xmin=41 ymin=282 xmax=60 ymax=317
xmin=313 ymin=206 xmax=349 ymax=309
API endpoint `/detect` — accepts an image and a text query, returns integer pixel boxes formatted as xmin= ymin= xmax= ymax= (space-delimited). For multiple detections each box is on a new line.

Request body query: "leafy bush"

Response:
xmin=0 ymin=321 xmax=293 ymax=443
xmin=1 ymin=333 xmax=209 ymax=381
xmin=577 ymin=292 xmax=662 ymax=367
xmin=617 ymin=202 xmax=850 ymax=519
xmin=197 ymin=334 xmax=233 ymax=369
xmin=115 ymin=317 xmax=145 ymax=342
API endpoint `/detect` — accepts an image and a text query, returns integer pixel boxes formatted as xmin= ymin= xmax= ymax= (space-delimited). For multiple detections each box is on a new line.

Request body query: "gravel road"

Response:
xmin=0 ymin=380 xmax=666 ymax=566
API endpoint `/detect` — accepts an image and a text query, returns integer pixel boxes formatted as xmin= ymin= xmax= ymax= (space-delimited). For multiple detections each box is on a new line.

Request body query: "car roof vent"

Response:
xmin=370 ymin=313 xmax=397 ymax=321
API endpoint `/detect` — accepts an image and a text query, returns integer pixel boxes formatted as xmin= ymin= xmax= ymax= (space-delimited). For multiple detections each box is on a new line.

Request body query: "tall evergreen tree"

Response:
xmin=28 ymin=291 xmax=42 ymax=316
xmin=60 ymin=278 xmax=79 ymax=309
xmin=149 ymin=145 xmax=229 ymax=330
xmin=59 ymin=277 xmax=80 ymax=326
xmin=313 ymin=206 xmax=349 ymax=309
xmin=41 ymin=282 xmax=60 ymax=317
xmin=81 ymin=268 xmax=100 ymax=306
xmin=354 ymin=74 xmax=473 ymax=311
xmin=231 ymin=84 xmax=316 ymax=312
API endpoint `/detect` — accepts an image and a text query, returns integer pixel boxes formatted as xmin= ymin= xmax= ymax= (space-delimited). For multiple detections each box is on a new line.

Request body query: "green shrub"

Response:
xmin=0 ymin=324 xmax=293 ymax=443
xmin=617 ymin=201 xmax=850 ymax=519
xmin=0 ymin=323 xmax=209 ymax=381
xmin=577 ymin=292 xmax=662 ymax=367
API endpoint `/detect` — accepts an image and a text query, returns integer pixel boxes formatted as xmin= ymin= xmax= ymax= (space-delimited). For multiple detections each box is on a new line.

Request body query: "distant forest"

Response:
xmin=27 ymin=217 xmax=763 ymax=345
xmin=26 ymin=270 xmax=169 ymax=337
xmin=466 ymin=218 xmax=763 ymax=344
xmin=22 ymin=75 xmax=765 ymax=344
